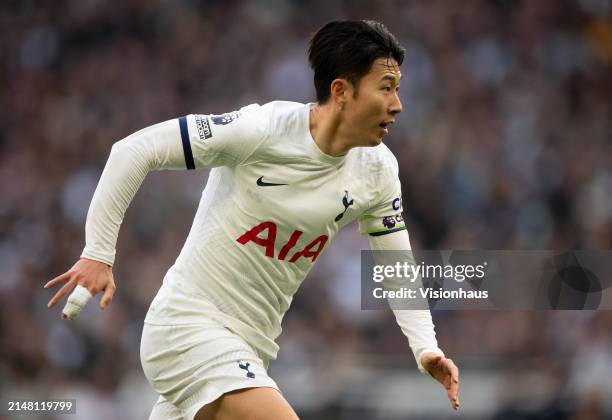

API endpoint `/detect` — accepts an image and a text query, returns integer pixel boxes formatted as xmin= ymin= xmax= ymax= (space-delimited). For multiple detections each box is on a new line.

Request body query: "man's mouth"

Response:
xmin=379 ymin=120 xmax=395 ymax=134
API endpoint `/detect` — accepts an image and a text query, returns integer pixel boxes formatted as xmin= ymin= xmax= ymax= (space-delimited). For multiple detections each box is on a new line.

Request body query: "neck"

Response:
xmin=309 ymin=102 xmax=352 ymax=157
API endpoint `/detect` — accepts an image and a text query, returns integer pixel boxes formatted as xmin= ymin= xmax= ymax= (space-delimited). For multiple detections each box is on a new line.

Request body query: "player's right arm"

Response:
xmin=45 ymin=108 xmax=267 ymax=319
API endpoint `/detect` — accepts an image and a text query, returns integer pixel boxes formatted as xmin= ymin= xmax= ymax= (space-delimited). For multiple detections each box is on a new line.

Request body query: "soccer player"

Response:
xmin=45 ymin=20 xmax=460 ymax=419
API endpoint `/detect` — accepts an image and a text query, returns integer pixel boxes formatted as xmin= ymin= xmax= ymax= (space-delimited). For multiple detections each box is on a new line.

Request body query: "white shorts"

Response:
xmin=140 ymin=321 xmax=279 ymax=420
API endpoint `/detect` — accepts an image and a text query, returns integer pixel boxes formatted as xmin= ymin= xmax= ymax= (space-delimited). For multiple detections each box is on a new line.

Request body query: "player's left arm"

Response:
xmin=358 ymin=149 xmax=459 ymax=410
xmin=368 ymin=230 xmax=460 ymax=411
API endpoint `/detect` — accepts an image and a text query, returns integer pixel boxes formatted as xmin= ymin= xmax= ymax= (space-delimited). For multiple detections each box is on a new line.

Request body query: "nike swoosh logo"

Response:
xmin=256 ymin=176 xmax=288 ymax=187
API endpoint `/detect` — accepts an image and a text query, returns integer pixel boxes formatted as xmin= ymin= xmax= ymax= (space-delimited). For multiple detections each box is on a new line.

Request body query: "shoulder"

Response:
xmin=190 ymin=103 xmax=268 ymax=140
xmin=258 ymin=101 xmax=309 ymax=137
xmin=347 ymin=143 xmax=399 ymax=178
xmin=218 ymin=101 xmax=306 ymax=140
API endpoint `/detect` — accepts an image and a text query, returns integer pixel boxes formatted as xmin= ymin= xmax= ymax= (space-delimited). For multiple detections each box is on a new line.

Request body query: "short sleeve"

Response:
xmin=180 ymin=104 xmax=268 ymax=168
xmin=358 ymin=153 xmax=406 ymax=236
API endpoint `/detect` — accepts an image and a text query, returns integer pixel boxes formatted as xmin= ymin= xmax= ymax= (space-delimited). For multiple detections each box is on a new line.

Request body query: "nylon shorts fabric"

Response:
xmin=141 ymin=321 xmax=279 ymax=419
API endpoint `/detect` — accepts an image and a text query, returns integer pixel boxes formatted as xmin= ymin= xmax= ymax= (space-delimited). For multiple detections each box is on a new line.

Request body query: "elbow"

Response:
xmin=107 ymin=140 xmax=132 ymax=168
xmin=110 ymin=138 xmax=131 ymax=155
xmin=107 ymin=138 xmax=153 ymax=172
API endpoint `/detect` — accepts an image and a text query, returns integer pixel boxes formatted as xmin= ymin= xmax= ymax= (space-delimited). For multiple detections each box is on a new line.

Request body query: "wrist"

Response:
xmin=80 ymin=257 xmax=112 ymax=269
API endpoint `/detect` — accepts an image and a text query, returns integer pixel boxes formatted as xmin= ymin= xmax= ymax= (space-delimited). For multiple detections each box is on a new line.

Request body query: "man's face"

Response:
xmin=342 ymin=57 xmax=403 ymax=147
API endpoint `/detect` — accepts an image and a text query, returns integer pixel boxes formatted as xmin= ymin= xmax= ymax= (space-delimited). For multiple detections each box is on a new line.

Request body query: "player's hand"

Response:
xmin=44 ymin=258 xmax=116 ymax=320
xmin=421 ymin=352 xmax=460 ymax=410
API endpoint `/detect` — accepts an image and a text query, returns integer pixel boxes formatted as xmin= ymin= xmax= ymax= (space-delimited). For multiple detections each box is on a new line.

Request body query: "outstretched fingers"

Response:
xmin=44 ymin=272 xmax=70 ymax=289
xmin=45 ymin=259 xmax=115 ymax=319
xmin=47 ymin=278 xmax=77 ymax=308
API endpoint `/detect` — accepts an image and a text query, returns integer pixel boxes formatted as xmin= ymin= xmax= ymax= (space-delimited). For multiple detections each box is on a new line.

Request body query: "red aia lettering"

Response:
xmin=288 ymin=235 xmax=328 ymax=263
xmin=236 ymin=221 xmax=276 ymax=257
xmin=236 ymin=222 xmax=328 ymax=263
xmin=278 ymin=230 xmax=303 ymax=260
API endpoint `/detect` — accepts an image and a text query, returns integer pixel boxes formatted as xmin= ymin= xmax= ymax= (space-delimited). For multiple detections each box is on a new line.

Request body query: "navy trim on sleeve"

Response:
xmin=178 ymin=116 xmax=195 ymax=170
xmin=368 ymin=226 xmax=407 ymax=237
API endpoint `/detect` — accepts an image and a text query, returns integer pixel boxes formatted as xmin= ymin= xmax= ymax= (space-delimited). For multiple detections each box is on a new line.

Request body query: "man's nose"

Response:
xmin=390 ymin=92 xmax=403 ymax=115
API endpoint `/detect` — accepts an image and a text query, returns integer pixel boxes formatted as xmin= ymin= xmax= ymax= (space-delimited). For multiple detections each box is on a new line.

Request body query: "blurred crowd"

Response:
xmin=1 ymin=0 xmax=611 ymax=419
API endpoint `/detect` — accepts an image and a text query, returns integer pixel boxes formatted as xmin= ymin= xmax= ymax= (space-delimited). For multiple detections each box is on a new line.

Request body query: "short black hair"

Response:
xmin=308 ymin=20 xmax=405 ymax=103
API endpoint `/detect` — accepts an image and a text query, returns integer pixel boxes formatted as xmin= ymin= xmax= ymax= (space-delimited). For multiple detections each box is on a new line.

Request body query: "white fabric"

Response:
xmin=148 ymin=396 xmax=183 ymax=420
xmin=81 ymin=101 xmax=432 ymax=365
xmin=368 ymin=231 xmax=445 ymax=374
xmin=140 ymin=318 xmax=278 ymax=420
xmin=61 ymin=285 xmax=93 ymax=320
xmin=81 ymin=119 xmax=186 ymax=265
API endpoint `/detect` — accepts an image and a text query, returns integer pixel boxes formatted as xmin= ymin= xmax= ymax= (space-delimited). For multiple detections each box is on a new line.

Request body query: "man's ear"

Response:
xmin=330 ymin=78 xmax=351 ymax=110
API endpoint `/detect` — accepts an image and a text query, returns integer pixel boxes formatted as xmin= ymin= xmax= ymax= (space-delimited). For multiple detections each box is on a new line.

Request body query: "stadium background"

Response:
xmin=1 ymin=0 xmax=611 ymax=419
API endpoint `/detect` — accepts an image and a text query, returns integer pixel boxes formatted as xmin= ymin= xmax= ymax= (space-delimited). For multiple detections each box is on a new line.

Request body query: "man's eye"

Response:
xmin=382 ymin=86 xmax=391 ymax=91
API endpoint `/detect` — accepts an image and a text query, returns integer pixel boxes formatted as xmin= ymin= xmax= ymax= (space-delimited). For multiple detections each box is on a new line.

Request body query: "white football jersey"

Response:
xmin=142 ymin=101 xmax=406 ymax=362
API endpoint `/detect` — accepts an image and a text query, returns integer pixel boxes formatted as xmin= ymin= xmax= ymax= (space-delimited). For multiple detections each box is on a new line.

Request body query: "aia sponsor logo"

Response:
xmin=236 ymin=221 xmax=328 ymax=263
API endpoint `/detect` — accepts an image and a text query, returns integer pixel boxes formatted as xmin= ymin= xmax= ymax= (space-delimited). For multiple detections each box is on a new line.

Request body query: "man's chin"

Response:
xmin=369 ymin=136 xmax=384 ymax=146
xmin=354 ymin=135 xmax=383 ymax=148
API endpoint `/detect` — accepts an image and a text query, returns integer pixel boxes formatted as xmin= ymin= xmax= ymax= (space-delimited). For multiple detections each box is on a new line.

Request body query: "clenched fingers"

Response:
xmin=444 ymin=359 xmax=460 ymax=410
